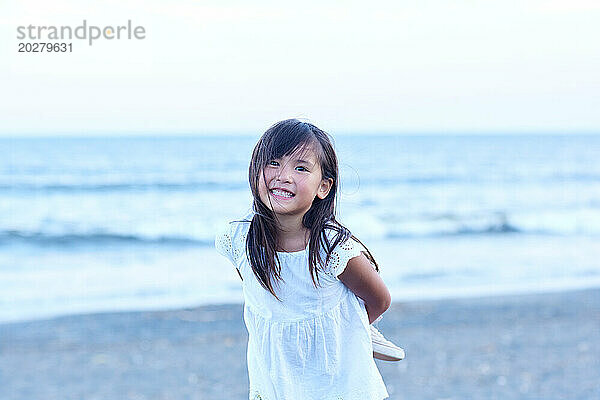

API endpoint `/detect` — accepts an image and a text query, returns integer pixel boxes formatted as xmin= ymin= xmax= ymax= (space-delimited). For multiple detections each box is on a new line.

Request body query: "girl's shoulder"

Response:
xmin=321 ymin=221 xmax=365 ymax=252
xmin=319 ymin=222 xmax=367 ymax=278
xmin=214 ymin=210 xmax=254 ymax=264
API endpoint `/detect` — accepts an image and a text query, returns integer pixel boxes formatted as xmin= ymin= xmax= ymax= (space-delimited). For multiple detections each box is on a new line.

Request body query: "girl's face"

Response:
xmin=258 ymin=145 xmax=333 ymax=218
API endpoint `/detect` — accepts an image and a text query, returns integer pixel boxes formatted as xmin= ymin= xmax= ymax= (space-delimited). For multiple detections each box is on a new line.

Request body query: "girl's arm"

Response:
xmin=338 ymin=253 xmax=391 ymax=324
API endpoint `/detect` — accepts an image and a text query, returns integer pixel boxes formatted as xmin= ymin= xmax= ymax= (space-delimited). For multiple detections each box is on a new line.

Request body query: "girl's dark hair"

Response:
xmin=245 ymin=119 xmax=379 ymax=300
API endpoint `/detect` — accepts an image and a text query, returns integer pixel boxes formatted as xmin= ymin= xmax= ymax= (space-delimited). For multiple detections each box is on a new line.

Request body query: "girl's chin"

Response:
xmin=260 ymin=201 xmax=302 ymax=215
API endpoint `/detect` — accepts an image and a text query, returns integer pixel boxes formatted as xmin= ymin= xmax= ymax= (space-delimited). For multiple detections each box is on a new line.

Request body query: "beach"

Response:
xmin=2 ymin=288 xmax=598 ymax=400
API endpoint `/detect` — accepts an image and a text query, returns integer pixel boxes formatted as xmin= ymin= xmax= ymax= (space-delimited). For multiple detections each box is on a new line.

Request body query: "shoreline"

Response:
xmin=2 ymin=287 xmax=599 ymax=399
xmin=5 ymin=278 xmax=600 ymax=326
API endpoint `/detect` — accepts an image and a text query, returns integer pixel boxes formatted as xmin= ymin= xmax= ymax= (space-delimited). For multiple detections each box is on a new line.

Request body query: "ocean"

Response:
xmin=2 ymin=134 xmax=599 ymax=323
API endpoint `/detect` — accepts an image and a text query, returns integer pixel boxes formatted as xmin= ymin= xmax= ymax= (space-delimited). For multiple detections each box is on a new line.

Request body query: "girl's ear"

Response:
xmin=316 ymin=178 xmax=334 ymax=200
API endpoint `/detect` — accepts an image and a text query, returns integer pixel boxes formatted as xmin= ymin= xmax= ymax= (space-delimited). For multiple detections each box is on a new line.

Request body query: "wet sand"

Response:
xmin=1 ymin=288 xmax=599 ymax=400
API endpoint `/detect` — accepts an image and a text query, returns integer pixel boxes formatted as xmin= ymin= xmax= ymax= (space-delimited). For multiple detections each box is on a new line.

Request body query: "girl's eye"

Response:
xmin=296 ymin=166 xmax=307 ymax=172
xmin=268 ymin=161 xmax=279 ymax=166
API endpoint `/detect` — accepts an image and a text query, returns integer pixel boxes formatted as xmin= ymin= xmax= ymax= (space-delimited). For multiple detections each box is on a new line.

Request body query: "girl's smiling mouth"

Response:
xmin=270 ymin=188 xmax=295 ymax=199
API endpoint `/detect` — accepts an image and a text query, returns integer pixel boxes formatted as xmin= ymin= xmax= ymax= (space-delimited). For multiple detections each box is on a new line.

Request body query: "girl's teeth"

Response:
xmin=272 ymin=189 xmax=293 ymax=197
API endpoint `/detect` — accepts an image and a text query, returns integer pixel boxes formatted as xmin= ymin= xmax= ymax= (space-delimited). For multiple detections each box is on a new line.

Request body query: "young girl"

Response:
xmin=215 ymin=119 xmax=399 ymax=399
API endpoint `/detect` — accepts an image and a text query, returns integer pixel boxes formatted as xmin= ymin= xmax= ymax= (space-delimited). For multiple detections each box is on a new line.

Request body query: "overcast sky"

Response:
xmin=1 ymin=0 xmax=599 ymax=137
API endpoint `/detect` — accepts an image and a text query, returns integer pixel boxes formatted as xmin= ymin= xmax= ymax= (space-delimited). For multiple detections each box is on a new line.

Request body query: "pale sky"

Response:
xmin=1 ymin=0 xmax=599 ymax=136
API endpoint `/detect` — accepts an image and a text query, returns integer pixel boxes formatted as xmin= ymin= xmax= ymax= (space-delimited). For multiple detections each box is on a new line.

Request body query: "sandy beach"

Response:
xmin=2 ymin=288 xmax=599 ymax=400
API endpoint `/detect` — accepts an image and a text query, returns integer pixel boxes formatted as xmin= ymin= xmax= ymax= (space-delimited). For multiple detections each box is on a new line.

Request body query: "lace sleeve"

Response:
xmin=325 ymin=236 xmax=364 ymax=280
xmin=214 ymin=222 xmax=235 ymax=265
xmin=214 ymin=214 xmax=252 ymax=266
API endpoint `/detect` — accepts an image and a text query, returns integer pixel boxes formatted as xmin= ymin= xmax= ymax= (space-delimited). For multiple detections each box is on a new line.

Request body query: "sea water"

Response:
xmin=2 ymin=134 xmax=599 ymax=322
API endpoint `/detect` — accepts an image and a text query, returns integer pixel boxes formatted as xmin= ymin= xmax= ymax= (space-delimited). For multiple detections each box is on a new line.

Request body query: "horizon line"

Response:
xmin=2 ymin=130 xmax=600 ymax=139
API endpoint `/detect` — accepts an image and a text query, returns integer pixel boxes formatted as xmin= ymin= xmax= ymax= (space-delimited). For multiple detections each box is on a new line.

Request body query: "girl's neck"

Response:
xmin=275 ymin=214 xmax=309 ymax=252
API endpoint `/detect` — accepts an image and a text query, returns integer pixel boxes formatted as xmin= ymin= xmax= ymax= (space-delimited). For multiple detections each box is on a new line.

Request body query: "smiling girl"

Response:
xmin=215 ymin=119 xmax=402 ymax=399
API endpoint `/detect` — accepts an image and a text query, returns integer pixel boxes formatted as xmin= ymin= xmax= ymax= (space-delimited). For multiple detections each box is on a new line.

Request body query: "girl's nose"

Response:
xmin=276 ymin=164 xmax=293 ymax=182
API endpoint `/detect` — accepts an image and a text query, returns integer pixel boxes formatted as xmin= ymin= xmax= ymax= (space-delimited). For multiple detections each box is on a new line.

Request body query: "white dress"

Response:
xmin=214 ymin=211 xmax=389 ymax=400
